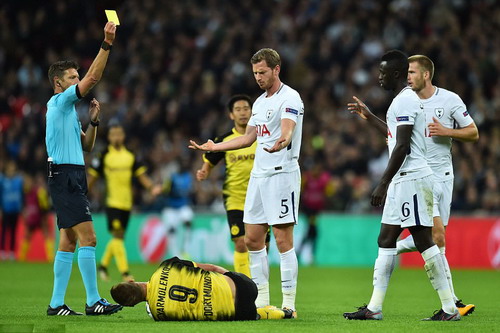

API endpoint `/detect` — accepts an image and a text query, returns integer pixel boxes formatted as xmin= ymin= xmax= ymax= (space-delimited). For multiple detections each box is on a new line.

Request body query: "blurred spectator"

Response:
xmin=0 ymin=0 xmax=498 ymax=214
xmin=160 ymin=156 xmax=195 ymax=257
xmin=298 ymin=159 xmax=333 ymax=263
xmin=0 ymin=160 xmax=24 ymax=260
xmin=18 ymin=172 xmax=53 ymax=262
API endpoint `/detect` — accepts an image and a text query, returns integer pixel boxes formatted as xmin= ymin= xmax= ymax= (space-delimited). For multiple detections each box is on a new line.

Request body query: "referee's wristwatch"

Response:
xmin=90 ymin=119 xmax=100 ymax=127
xmin=101 ymin=41 xmax=112 ymax=51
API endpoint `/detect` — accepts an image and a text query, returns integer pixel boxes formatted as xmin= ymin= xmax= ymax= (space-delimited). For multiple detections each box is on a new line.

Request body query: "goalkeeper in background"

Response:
xmin=110 ymin=256 xmax=293 ymax=321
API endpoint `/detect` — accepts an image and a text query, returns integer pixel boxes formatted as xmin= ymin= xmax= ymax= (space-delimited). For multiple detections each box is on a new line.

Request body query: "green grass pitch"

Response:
xmin=0 ymin=262 xmax=498 ymax=332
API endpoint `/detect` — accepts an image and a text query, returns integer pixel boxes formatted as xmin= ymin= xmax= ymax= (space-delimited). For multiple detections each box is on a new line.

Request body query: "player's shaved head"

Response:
xmin=110 ymin=282 xmax=144 ymax=306
xmin=381 ymin=50 xmax=408 ymax=74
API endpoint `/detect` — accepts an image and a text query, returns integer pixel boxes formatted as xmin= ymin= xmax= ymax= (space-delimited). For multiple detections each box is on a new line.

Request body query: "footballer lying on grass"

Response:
xmin=110 ymin=257 xmax=294 ymax=320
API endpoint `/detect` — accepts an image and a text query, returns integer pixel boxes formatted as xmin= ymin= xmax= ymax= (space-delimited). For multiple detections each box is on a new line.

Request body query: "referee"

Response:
xmin=45 ymin=21 xmax=121 ymax=316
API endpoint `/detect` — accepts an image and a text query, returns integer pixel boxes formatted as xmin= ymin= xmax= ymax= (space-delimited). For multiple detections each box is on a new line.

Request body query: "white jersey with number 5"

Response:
xmin=386 ymin=87 xmax=432 ymax=182
xmin=423 ymin=87 xmax=474 ymax=181
xmin=248 ymin=83 xmax=304 ymax=177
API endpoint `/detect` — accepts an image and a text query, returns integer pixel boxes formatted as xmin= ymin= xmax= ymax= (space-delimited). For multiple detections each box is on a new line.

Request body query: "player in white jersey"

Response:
xmin=343 ymin=50 xmax=459 ymax=321
xmin=397 ymin=55 xmax=479 ymax=316
xmin=190 ymin=48 xmax=303 ymax=317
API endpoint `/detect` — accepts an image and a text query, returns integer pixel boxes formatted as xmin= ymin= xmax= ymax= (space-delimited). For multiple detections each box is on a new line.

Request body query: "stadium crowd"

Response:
xmin=0 ymin=0 xmax=498 ymax=215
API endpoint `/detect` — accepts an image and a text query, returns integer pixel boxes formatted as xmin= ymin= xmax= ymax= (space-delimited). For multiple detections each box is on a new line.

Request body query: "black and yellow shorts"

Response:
xmin=224 ymin=271 xmax=258 ymax=320
xmin=227 ymin=210 xmax=271 ymax=242
xmin=105 ymin=207 xmax=131 ymax=232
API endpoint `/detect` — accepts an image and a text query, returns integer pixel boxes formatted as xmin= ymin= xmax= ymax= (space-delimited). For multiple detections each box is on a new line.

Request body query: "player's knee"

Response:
xmin=377 ymin=234 xmax=396 ymax=248
xmin=233 ymin=237 xmax=247 ymax=252
xmin=112 ymin=229 xmax=125 ymax=239
xmin=275 ymin=237 xmax=293 ymax=253
xmin=80 ymin=232 xmax=97 ymax=247
xmin=58 ymin=238 xmax=77 ymax=252
xmin=433 ymin=233 xmax=446 ymax=248
xmin=244 ymin=235 xmax=264 ymax=251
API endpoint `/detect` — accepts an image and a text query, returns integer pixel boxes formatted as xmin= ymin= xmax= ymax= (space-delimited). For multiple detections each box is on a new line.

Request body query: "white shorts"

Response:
xmin=161 ymin=205 xmax=194 ymax=230
xmin=243 ymin=170 xmax=301 ymax=225
xmin=381 ymin=175 xmax=433 ymax=228
xmin=432 ymin=179 xmax=453 ymax=226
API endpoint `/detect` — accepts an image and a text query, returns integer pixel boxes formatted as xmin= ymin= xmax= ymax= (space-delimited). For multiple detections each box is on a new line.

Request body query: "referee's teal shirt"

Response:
xmin=45 ymin=84 xmax=85 ymax=165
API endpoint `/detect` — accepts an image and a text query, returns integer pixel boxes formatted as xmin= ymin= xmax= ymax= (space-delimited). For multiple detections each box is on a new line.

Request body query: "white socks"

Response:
xmin=396 ymin=235 xmax=417 ymax=254
xmin=249 ymin=247 xmax=299 ymax=310
xmin=440 ymin=247 xmax=458 ymax=302
xmin=280 ymin=247 xmax=298 ymax=310
xmin=249 ymin=247 xmax=270 ymax=307
xmin=367 ymin=248 xmax=397 ymax=312
xmin=422 ymin=245 xmax=457 ymax=314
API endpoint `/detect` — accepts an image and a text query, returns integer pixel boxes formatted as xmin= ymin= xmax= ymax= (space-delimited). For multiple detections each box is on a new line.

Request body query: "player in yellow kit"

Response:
xmin=110 ymin=257 xmax=293 ymax=321
xmin=197 ymin=95 xmax=269 ymax=277
xmin=88 ymin=124 xmax=161 ymax=281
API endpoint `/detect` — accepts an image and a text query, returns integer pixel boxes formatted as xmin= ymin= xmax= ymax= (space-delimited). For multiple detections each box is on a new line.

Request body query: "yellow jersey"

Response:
xmin=203 ymin=128 xmax=256 ymax=211
xmin=88 ymin=145 xmax=147 ymax=211
xmin=146 ymin=257 xmax=235 ymax=321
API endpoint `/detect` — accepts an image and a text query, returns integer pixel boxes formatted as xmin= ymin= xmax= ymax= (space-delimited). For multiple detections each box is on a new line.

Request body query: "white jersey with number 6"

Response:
xmin=248 ymin=83 xmax=304 ymax=177
xmin=386 ymin=87 xmax=432 ymax=182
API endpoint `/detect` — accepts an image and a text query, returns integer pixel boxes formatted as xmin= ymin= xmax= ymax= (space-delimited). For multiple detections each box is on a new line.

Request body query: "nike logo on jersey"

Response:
xmin=401 ymin=217 xmax=410 ymax=222
xmin=279 ymin=213 xmax=290 ymax=219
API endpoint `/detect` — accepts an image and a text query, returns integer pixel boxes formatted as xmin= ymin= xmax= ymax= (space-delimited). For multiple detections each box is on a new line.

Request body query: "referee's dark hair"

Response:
xmin=48 ymin=60 xmax=79 ymax=89
xmin=227 ymin=94 xmax=252 ymax=113
xmin=381 ymin=49 xmax=409 ymax=74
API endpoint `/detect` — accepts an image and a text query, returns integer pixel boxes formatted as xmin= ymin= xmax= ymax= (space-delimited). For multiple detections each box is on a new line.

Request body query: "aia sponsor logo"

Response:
xmin=256 ymin=124 xmax=271 ymax=136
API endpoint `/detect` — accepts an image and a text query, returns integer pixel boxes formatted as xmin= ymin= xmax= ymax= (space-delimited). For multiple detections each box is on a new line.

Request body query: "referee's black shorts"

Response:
xmin=224 ymin=271 xmax=258 ymax=320
xmin=48 ymin=164 xmax=92 ymax=229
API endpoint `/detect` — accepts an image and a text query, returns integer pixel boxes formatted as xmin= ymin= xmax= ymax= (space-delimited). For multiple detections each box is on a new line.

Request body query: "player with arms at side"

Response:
xmin=190 ymin=48 xmax=304 ymax=317
xmin=45 ymin=22 xmax=122 ymax=316
xmin=344 ymin=50 xmax=459 ymax=321
xmin=88 ymin=123 xmax=161 ymax=282
xmin=110 ymin=257 xmax=295 ymax=321
xmin=397 ymin=55 xmax=478 ymax=316
xmin=196 ymin=94 xmax=268 ymax=277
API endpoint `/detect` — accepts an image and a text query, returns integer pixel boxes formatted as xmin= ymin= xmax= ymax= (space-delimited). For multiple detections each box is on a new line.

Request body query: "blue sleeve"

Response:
xmin=53 ymin=84 xmax=81 ymax=111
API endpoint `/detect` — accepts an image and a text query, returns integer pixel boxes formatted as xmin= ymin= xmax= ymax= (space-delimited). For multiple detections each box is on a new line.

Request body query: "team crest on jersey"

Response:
xmin=266 ymin=110 xmax=273 ymax=119
xmin=435 ymin=108 xmax=444 ymax=119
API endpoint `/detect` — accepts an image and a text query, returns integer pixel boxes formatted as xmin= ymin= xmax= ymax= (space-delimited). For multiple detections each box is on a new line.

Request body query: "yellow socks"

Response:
xmin=45 ymin=239 xmax=54 ymax=262
xmin=113 ymin=238 xmax=129 ymax=274
xmin=234 ymin=251 xmax=251 ymax=278
xmin=19 ymin=239 xmax=29 ymax=262
xmin=100 ymin=239 xmax=114 ymax=268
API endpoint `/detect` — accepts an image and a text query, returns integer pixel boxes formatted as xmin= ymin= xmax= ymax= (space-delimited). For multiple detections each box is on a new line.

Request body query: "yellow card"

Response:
xmin=105 ymin=10 xmax=120 ymax=25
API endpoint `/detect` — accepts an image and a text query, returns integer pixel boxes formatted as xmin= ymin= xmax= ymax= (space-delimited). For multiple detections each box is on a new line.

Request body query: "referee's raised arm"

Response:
xmin=78 ymin=21 xmax=116 ymax=97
